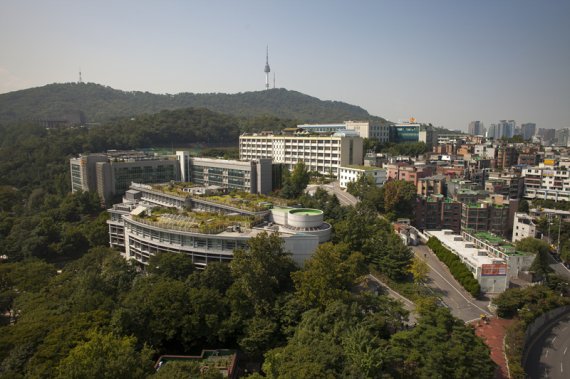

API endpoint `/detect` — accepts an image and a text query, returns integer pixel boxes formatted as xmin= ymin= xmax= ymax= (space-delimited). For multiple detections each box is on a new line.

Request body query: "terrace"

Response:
xmin=464 ymin=229 xmax=526 ymax=256
xmin=148 ymin=183 xmax=293 ymax=213
xmin=133 ymin=207 xmax=262 ymax=234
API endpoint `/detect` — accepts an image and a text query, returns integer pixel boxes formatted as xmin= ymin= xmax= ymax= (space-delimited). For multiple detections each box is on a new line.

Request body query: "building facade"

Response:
xmin=522 ymin=166 xmax=570 ymax=201
xmin=338 ymin=166 xmax=387 ymax=189
xmin=468 ymin=121 xmax=485 ymax=136
xmin=71 ymin=151 xmax=180 ymax=206
xmin=176 ymin=153 xmax=273 ymax=194
xmin=512 ymin=212 xmax=537 ymax=242
xmin=239 ymin=132 xmax=363 ymax=176
xmin=108 ymin=183 xmax=332 ymax=268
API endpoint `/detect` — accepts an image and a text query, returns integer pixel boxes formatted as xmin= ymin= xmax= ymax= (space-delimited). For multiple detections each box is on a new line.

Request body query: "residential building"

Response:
xmin=555 ymin=128 xmax=570 ymax=147
xmin=521 ymin=123 xmax=536 ymax=141
xmin=468 ymin=121 xmax=485 ymax=136
xmin=108 ymin=183 xmax=332 ymax=268
xmin=522 ymin=165 xmax=570 ymax=201
xmin=414 ymin=195 xmax=462 ymax=233
xmin=495 ymin=145 xmax=519 ymax=170
xmin=384 ymin=162 xmax=435 ymax=186
xmin=461 ymin=229 xmax=534 ymax=280
xmin=460 ymin=195 xmax=515 ymax=238
xmin=486 ymin=172 xmax=524 ymax=199
xmin=425 ymin=230 xmax=508 ymax=293
xmin=338 ymin=166 xmax=387 ymax=189
xmin=528 ymin=207 xmax=570 ymax=223
xmin=537 ymin=128 xmax=556 ymax=145
xmin=176 ymin=153 xmax=273 ymax=194
xmin=512 ymin=212 xmax=537 ymax=242
xmin=239 ymin=131 xmax=363 ymax=176
xmin=417 ymin=174 xmax=447 ymax=197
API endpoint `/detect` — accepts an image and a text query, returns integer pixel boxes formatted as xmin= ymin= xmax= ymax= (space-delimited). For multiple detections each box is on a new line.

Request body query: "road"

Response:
xmin=548 ymin=254 xmax=570 ymax=281
xmin=411 ymin=245 xmax=492 ymax=322
xmin=525 ymin=312 xmax=570 ymax=379
xmin=306 ymin=182 xmax=358 ymax=206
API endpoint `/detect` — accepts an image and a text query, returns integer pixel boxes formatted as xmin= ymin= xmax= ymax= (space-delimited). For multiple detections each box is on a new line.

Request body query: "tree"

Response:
xmin=518 ymin=199 xmax=529 ymax=213
xmin=364 ymin=230 xmax=413 ymax=281
xmin=148 ymin=252 xmax=195 ymax=281
xmin=409 ymin=257 xmax=429 ymax=285
xmin=292 ymin=243 xmax=367 ymax=309
xmin=151 ymin=361 xmax=223 ymax=379
xmin=229 ymin=232 xmax=297 ymax=314
xmin=55 ymin=330 xmax=154 ymax=379
xmin=387 ymin=303 xmax=496 ymax=379
xmin=112 ymin=276 xmax=190 ymax=351
xmin=382 ymin=180 xmax=417 ymax=220
xmin=280 ymin=161 xmax=310 ymax=199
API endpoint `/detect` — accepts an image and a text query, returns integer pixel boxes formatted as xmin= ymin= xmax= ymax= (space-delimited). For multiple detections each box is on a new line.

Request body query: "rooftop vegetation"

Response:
xmin=134 ymin=207 xmax=261 ymax=234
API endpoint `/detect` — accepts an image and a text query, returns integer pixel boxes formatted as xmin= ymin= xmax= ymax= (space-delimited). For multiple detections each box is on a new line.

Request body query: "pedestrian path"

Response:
xmin=472 ymin=317 xmax=515 ymax=379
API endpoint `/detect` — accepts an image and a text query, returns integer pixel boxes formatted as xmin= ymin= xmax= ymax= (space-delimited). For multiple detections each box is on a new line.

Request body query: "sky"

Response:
xmin=1 ymin=0 xmax=569 ymax=131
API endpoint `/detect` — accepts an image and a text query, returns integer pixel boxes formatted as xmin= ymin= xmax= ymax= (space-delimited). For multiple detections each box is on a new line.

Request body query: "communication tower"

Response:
xmin=264 ymin=45 xmax=271 ymax=90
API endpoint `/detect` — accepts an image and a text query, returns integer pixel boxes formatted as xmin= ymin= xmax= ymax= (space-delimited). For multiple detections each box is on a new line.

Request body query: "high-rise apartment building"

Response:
xmin=468 ymin=121 xmax=485 ymax=136
xmin=520 ymin=123 xmax=536 ymax=140
xmin=537 ymin=128 xmax=556 ymax=145
xmin=555 ymin=128 xmax=570 ymax=147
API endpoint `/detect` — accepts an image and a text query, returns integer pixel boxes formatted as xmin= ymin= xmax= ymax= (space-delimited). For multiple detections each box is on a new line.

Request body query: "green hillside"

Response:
xmin=0 ymin=83 xmax=378 ymax=124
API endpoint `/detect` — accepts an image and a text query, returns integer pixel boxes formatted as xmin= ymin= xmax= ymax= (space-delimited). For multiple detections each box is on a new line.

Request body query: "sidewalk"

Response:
xmin=472 ymin=317 xmax=515 ymax=379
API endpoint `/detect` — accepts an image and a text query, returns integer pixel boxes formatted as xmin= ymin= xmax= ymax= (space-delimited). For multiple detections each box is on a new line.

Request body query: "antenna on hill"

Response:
xmin=273 ymin=72 xmax=275 ymax=89
xmin=264 ymin=45 xmax=271 ymax=90
xmin=78 ymin=68 xmax=83 ymax=84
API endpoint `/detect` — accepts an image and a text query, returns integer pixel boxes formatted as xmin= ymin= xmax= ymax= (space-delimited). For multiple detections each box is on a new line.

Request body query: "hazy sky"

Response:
xmin=1 ymin=0 xmax=569 ymax=130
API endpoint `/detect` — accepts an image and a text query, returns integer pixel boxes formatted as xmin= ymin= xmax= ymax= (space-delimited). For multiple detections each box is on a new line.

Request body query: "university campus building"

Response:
xmin=107 ymin=182 xmax=332 ymax=268
xmin=238 ymin=131 xmax=363 ymax=176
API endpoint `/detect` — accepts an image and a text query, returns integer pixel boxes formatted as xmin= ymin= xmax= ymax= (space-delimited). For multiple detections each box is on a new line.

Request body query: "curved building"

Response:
xmin=108 ymin=183 xmax=331 ymax=268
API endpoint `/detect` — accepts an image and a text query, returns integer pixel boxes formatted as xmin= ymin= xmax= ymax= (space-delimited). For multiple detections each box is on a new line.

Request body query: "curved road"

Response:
xmin=525 ymin=313 xmax=570 ymax=379
xmin=411 ymin=245 xmax=492 ymax=322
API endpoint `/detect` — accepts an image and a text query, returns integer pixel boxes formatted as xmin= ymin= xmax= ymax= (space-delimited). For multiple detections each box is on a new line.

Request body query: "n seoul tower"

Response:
xmin=264 ymin=45 xmax=271 ymax=90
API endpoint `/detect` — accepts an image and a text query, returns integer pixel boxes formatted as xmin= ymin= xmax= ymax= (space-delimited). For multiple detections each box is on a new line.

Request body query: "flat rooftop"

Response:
xmin=428 ymin=230 xmax=505 ymax=268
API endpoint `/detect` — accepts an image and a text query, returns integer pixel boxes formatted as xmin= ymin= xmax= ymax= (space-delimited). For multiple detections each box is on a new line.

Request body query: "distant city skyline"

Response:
xmin=1 ymin=0 xmax=569 ymax=131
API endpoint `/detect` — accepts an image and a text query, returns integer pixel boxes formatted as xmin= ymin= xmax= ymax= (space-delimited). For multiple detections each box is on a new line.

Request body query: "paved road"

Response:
xmin=306 ymin=182 xmax=358 ymax=206
xmin=525 ymin=313 xmax=570 ymax=379
xmin=411 ymin=245 xmax=492 ymax=322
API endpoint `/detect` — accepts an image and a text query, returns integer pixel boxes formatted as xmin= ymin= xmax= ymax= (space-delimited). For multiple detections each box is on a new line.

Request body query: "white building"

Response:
xmin=512 ymin=212 xmax=537 ymax=242
xmin=297 ymin=121 xmax=390 ymax=142
xmin=239 ymin=131 xmax=363 ymax=176
xmin=338 ymin=166 xmax=387 ymax=189
xmin=108 ymin=183 xmax=332 ymax=268
xmin=426 ymin=230 xmax=508 ymax=293
xmin=460 ymin=230 xmax=534 ymax=281
xmin=522 ymin=165 xmax=570 ymax=201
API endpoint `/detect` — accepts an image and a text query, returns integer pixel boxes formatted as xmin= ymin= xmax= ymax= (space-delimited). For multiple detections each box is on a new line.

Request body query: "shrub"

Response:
xmin=426 ymin=237 xmax=481 ymax=298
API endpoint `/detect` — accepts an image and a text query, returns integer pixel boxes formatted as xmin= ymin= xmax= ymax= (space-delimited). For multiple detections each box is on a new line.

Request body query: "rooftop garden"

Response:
xmin=200 ymin=191 xmax=293 ymax=212
xmin=133 ymin=207 xmax=261 ymax=234
xmin=148 ymin=184 xmax=295 ymax=212
xmin=466 ymin=229 xmax=525 ymax=255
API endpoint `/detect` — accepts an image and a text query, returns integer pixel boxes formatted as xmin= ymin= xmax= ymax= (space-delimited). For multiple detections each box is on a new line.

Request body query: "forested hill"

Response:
xmin=0 ymin=82 xmax=377 ymax=124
